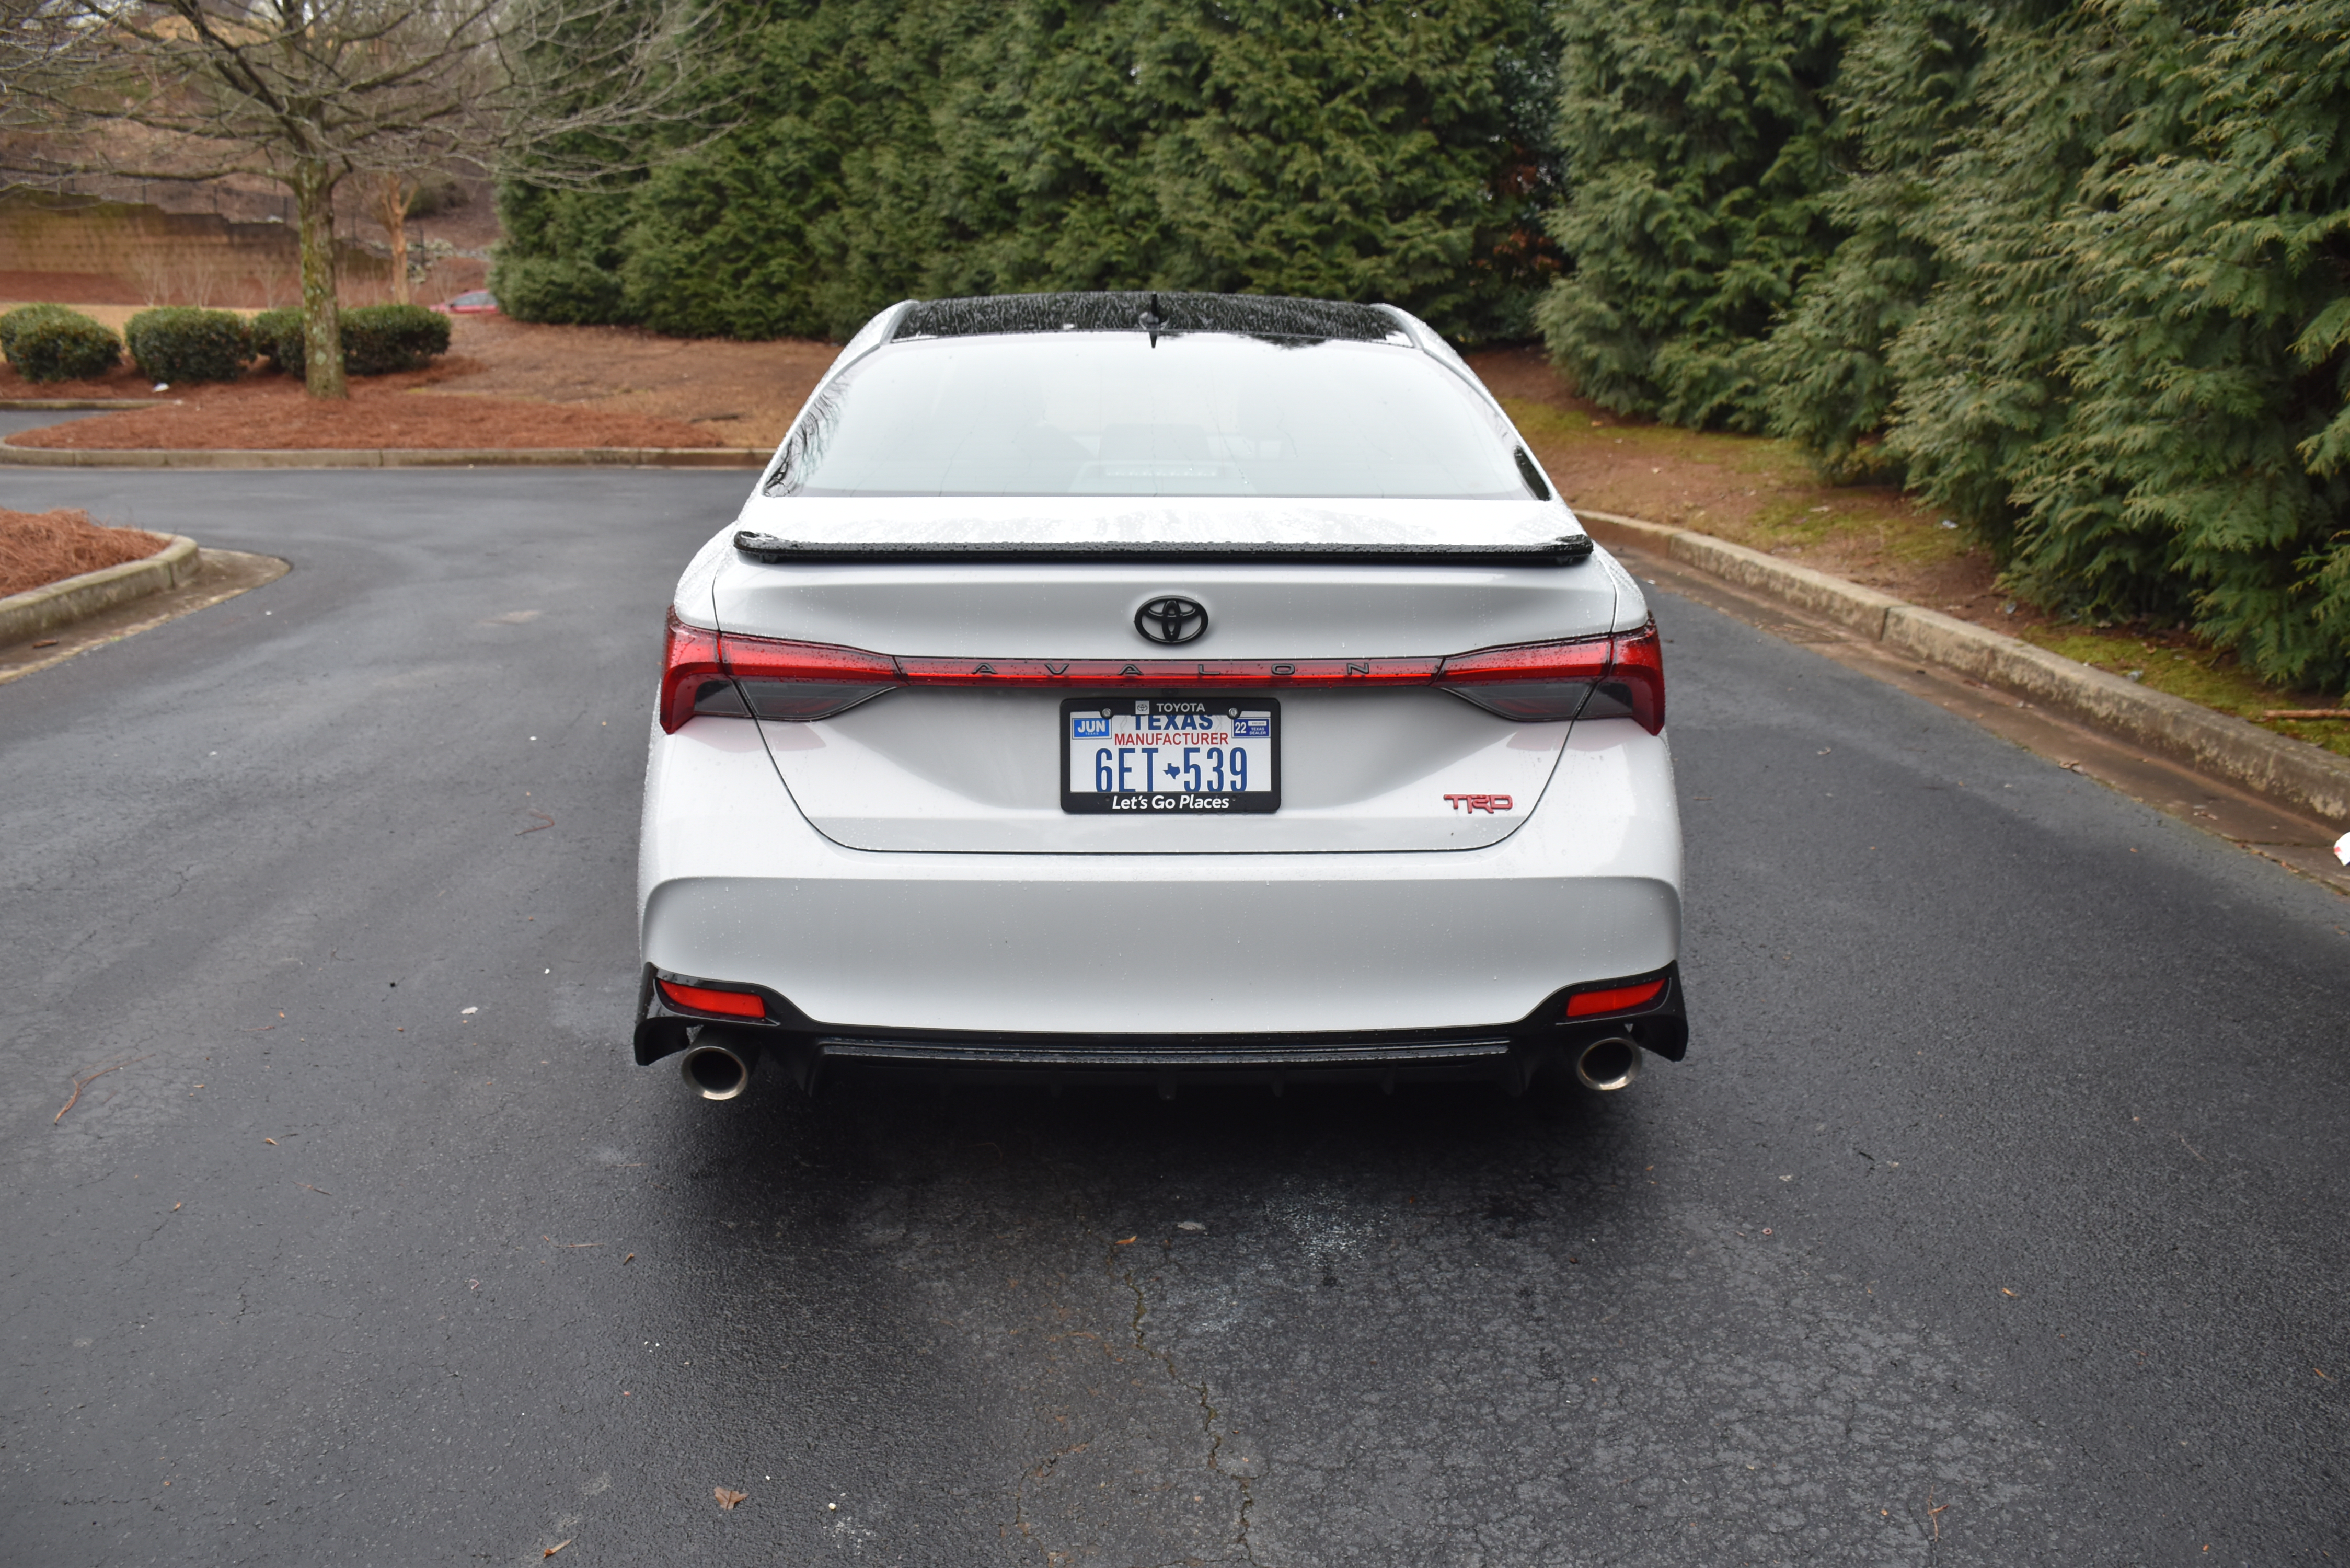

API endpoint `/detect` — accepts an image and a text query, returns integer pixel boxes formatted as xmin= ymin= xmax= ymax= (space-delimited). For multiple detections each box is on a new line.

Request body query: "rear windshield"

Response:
xmin=769 ymin=333 xmax=1531 ymax=499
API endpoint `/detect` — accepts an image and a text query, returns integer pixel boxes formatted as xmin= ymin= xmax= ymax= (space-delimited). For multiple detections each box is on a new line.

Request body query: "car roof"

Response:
xmin=889 ymin=291 xmax=1406 ymax=346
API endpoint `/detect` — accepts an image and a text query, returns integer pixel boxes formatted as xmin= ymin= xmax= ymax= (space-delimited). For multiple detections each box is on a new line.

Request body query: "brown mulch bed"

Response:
xmin=0 ymin=508 xmax=166 ymax=598
xmin=0 ymin=312 xmax=837 ymax=451
xmin=3 ymin=357 xmax=725 ymax=451
xmin=422 ymin=316 xmax=841 ymax=453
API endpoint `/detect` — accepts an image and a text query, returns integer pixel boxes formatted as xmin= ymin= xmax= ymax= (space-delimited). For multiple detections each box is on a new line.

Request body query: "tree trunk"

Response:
xmin=383 ymin=172 xmax=411 ymax=307
xmin=293 ymin=158 xmax=347 ymax=400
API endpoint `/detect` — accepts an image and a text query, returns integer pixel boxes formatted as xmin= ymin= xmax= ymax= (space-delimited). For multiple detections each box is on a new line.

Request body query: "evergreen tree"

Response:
xmin=2006 ymin=0 xmax=2350 ymax=686
xmin=1535 ymin=0 xmax=1877 ymax=429
xmin=494 ymin=0 xmax=1560 ymax=344
xmin=1757 ymin=2 xmax=1988 ymax=481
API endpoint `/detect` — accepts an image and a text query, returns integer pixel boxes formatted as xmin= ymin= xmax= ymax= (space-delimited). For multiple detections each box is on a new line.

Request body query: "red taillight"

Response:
xmin=1439 ymin=620 xmax=1665 ymax=731
xmin=1438 ymin=635 xmax=1612 ymax=722
xmin=1589 ymin=620 xmax=1666 ymax=733
xmin=893 ymin=654 xmax=1443 ymax=686
xmin=659 ymin=613 xmax=726 ymax=733
xmin=656 ymin=978 xmax=766 ymax=1019
xmin=658 ymin=613 xmax=1664 ymax=732
xmin=659 ymin=610 xmax=898 ymax=732
xmin=1565 ymin=977 xmax=1668 ymax=1018
xmin=723 ymin=633 xmax=898 ymax=721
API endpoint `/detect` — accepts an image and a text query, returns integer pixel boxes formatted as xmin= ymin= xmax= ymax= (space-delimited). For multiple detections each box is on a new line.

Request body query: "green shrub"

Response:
xmin=0 ymin=303 xmax=78 ymax=358
xmin=0 ymin=304 xmax=122 ymax=384
xmin=338 ymin=304 xmax=451 ymax=374
xmin=124 ymin=306 xmax=254 ymax=384
xmin=252 ymin=305 xmax=449 ymax=377
xmin=251 ymin=308 xmax=304 ymax=372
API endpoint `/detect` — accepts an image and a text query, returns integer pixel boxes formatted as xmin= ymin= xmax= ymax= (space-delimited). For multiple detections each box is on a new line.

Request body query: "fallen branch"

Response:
xmin=53 ymin=1054 xmax=153 ymax=1124
xmin=2263 ymin=709 xmax=2350 ymax=721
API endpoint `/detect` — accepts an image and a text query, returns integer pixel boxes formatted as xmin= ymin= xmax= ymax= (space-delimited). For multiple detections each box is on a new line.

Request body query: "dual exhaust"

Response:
xmin=677 ymin=1034 xmax=1643 ymax=1100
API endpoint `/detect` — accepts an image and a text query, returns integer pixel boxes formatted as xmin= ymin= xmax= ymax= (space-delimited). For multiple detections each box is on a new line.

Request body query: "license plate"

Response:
xmin=1061 ymin=696 xmax=1280 ymax=814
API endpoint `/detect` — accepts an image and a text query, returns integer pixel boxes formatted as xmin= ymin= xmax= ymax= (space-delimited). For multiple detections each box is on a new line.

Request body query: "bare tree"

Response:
xmin=0 ymin=0 xmax=720 ymax=397
xmin=367 ymin=170 xmax=416 ymax=305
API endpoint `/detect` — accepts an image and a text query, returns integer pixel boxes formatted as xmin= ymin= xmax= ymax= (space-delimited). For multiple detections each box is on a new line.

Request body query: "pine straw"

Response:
xmin=0 ymin=508 xmax=167 ymax=600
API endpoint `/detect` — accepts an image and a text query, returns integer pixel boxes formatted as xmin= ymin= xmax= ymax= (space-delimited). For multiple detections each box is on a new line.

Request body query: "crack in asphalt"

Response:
xmin=1110 ymin=1238 xmax=1258 ymax=1566
xmin=1006 ymin=1435 xmax=1089 ymax=1549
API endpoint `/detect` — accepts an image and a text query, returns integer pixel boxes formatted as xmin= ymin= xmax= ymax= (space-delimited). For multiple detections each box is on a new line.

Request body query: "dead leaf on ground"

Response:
xmin=1113 ymin=1236 xmax=1137 ymax=1245
xmin=715 ymin=1486 xmax=747 ymax=1510
xmin=543 ymin=1540 xmax=572 ymax=1558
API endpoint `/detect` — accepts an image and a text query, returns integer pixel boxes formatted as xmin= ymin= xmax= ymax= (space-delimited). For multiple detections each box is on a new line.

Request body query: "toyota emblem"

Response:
xmin=1134 ymin=596 xmax=1208 ymax=645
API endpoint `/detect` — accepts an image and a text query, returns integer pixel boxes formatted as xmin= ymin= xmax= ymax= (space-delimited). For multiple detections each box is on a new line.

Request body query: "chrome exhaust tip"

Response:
xmin=1573 ymin=1037 xmax=1642 ymax=1093
xmin=679 ymin=1041 xmax=754 ymax=1102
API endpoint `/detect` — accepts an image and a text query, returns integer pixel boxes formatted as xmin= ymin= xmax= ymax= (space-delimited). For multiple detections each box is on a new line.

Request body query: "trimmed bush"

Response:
xmin=0 ymin=304 xmax=122 ymax=384
xmin=124 ymin=307 xmax=254 ymax=385
xmin=251 ymin=305 xmax=450 ymax=377
xmin=0 ymin=303 xmax=78 ymax=358
xmin=338 ymin=304 xmax=451 ymax=375
xmin=251 ymin=308 xmax=305 ymax=373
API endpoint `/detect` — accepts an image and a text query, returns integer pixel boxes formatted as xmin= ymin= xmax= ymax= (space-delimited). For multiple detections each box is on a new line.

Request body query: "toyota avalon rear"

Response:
xmin=633 ymin=292 xmax=1685 ymax=1100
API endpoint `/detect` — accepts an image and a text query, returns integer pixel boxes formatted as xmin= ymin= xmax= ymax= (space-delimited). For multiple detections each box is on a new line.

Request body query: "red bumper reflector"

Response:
xmin=657 ymin=979 xmax=766 ymax=1019
xmin=1565 ymin=977 xmax=1668 ymax=1018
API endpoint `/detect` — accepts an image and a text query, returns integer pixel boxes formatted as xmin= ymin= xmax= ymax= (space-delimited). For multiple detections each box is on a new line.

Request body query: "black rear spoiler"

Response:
xmin=732 ymin=530 xmax=1595 ymax=567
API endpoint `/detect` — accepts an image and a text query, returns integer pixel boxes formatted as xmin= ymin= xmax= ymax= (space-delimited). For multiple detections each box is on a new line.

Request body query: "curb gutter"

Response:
xmin=1578 ymin=508 xmax=2350 ymax=829
xmin=0 ymin=534 xmax=201 ymax=645
xmin=0 ymin=441 xmax=761 ymax=469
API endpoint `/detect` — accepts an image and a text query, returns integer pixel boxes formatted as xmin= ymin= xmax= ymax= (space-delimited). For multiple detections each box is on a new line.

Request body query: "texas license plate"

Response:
xmin=1061 ymin=697 xmax=1281 ymax=814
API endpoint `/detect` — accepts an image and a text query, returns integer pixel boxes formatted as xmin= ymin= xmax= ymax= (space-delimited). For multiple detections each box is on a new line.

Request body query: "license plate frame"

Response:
xmin=1060 ymin=695 xmax=1282 ymax=815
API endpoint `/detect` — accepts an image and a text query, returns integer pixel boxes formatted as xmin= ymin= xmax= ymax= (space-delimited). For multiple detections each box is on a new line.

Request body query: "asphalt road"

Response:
xmin=0 ymin=409 xmax=116 ymax=441
xmin=2 ymin=471 xmax=2343 ymax=1567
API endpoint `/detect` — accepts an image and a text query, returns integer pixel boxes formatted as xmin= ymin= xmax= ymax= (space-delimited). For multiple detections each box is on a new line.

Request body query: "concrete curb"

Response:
xmin=1576 ymin=508 xmax=2350 ymax=827
xmin=0 ymin=441 xmax=762 ymax=469
xmin=0 ymin=534 xmax=201 ymax=645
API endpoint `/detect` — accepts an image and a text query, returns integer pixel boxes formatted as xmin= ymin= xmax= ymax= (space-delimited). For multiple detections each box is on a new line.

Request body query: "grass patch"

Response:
xmin=1502 ymin=395 xmax=1977 ymax=578
xmin=1476 ymin=348 xmax=2350 ymax=766
xmin=2020 ymin=625 xmax=2350 ymax=761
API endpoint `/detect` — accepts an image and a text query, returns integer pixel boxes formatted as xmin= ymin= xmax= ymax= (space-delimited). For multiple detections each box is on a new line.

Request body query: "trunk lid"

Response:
xmin=701 ymin=498 xmax=1628 ymax=854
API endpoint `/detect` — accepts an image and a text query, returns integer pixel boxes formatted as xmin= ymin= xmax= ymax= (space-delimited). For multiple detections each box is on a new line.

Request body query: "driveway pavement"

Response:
xmin=0 ymin=408 xmax=116 ymax=442
xmin=1 ymin=471 xmax=2342 ymax=1566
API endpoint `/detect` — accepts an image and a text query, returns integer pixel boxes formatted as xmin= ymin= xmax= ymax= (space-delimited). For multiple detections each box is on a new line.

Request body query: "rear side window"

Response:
xmin=771 ymin=333 xmax=1531 ymax=500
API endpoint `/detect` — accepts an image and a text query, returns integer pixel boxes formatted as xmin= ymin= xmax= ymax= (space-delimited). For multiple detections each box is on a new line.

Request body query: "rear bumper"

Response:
xmin=636 ymin=962 xmax=1688 ymax=1088
xmin=637 ymin=714 xmax=1683 ymax=1047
